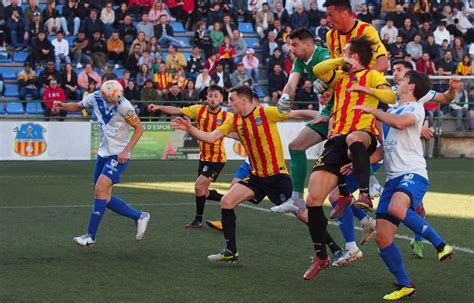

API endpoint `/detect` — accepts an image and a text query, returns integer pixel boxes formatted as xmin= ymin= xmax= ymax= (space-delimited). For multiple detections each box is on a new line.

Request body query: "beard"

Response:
xmin=342 ymin=62 xmax=352 ymax=72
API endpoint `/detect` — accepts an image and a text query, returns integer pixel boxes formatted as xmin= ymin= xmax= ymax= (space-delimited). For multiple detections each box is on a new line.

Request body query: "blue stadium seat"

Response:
xmin=0 ymin=104 xmax=5 ymax=114
xmin=161 ymin=52 xmax=169 ymax=59
xmin=0 ymin=56 xmax=12 ymax=63
xmin=26 ymin=102 xmax=45 ymax=114
xmin=38 ymin=4 xmax=46 ymax=11
xmin=175 ymin=37 xmax=191 ymax=48
xmin=7 ymin=102 xmax=24 ymax=114
xmin=56 ymin=4 xmax=64 ymax=14
xmin=171 ymin=22 xmax=186 ymax=33
xmin=113 ymin=68 xmax=124 ymax=78
xmin=184 ymin=52 xmax=191 ymax=61
xmin=66 ymin=36 xmax=75 ymax=46
xmin=238 ymin=22 xmax=254 ymax=34
xmin=244 ymin=38 xmax=260 ymax=49
xmin=48 ymin=35 xmax=55 ymax=42
xmin=0 ymin=67 xmax=17 ymax=80
xmin=13 ymin=51 xmax=29 ymax=63
xmin=255 ymin=86 xmax=266 ymax=99
xmin=5 ymin=84 xmax=19 ymax=98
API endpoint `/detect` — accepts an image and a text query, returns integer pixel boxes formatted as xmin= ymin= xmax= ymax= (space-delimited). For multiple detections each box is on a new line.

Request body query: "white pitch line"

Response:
xmin=0 ymin=201 xmax=472 ymax=255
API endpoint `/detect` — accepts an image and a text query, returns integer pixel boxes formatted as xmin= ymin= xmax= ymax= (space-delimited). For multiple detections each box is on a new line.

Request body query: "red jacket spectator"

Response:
xmin=183 ymin=0 xmax=194 ymax=12
xmin=424 ymin=100 xmax=439 ymax=112
xmin=416 ymin=54 xmax=436 ymax=75
xmin=43 ymin=83 xmax=66 ymax=109
xmin=128 ymin=0 xmax=154 ymax=8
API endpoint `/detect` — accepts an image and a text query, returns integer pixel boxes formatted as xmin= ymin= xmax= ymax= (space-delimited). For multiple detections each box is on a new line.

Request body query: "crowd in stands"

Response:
xmin=0 ymin=0 xmax=473 ymax=130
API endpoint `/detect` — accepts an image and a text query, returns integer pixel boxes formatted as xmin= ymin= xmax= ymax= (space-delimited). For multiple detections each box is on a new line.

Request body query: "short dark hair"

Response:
xmin=405 ymin=70 xmax=432 ymax=100
xmin=347 ymin=35 xmax=377 ymax=67
xmin=101 ymin=72 xmax=118 ymax=81
xmin=288 ymin=28 xmax=315 ymax=42
xmin=392 ymin=60 xmax=414 ymax=70
xmin=207 ymin=84 xmax=224 ymax=96
xmin=323 ymin=0 xmax=352 ymax=12
xmin=229 ymin=85 xmax=254 ymax=103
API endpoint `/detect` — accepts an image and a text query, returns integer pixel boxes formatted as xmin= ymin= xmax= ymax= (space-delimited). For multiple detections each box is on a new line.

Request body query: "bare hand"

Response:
xmin=117 ymin=150 xmax=129 ymax=164
xmin=340 ymin=163 xmax=353 ymax=175
xmin=348 ymin=86 xmax=371 ymax=94
xmin=420 ymin=126 xmax=434 ymax=139
xmin=171 ymin=116 xmax=192 ymax=131
xmin=319 ymin=88 xmax=334 ymax=105
xmin=449 ymin=76 xmax=461 ymax=91
xmin=52 ymin=101 xmax=64 ymax=113
xmin=353 ymin=104 xmax=373 ymax=113
xmin=148 ymin=103 xmax=159 ymax=112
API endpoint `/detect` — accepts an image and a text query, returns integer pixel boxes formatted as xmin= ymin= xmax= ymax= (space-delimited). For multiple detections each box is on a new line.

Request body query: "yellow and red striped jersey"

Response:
xmin=326 ymin=21 xmax=387 ymax=68
xmin=181 ymin=105 xmax=231 ymax=163
xmin=218 ymin=106 xmax=289 ymax=177
xmin=329 ymin=69 xmax=389 ymax=136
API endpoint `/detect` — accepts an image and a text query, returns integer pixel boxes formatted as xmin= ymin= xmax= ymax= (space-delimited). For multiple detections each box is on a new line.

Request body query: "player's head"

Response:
xmin=288 ymin=28 xmax=315 ymax=61
xmin=207 ymin=84 xmax=224 ymax=109
xmin=101 ymin=80 xmax=124 ymax=104
xmin=323 ymin=0 xmax=352 ymax=31
xmin=343 ymin=35 xmax=376 ymax=70
xmin=398 ymin=70 xmax=432 ymax=100
xmin=392 ymin=60 xmax=414 ymax=84
xmin=101 ymin=72 xmax=118 ymax=82
xmin=228 ymin=85 xmax=254 ymax=115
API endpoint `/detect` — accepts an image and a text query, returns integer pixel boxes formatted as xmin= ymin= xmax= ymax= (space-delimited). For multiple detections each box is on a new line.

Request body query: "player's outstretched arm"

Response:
xmin=287 ymin=109 xmax=319 ymax=120
xmin=348 ymin=84 xmax=396 ymax=104
xmin=148 ymin=104 xmax=182 ymax=115
xmin=53 ymin=101 xmax=83 ymax=112
xmin=313 ymin=57 xmax=344 ymax=83
xmin=282 ymin=72 xmax=301 ymax=99
xmin=171 ymin=117 xmax=225 ymax=144
xmin=118 ymin=120 xmax=144 ymax=163
xmin=433 ymin=76 xmax=461 ymax=104
xmin=354 ymin=105 xmax=416 ymax=129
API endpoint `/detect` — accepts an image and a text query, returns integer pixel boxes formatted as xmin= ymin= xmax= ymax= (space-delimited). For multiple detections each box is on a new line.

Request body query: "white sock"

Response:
xmin=369 ymin=175 xmax=379 ymax=186
xmin=291 ymin=191 xmax=304 ymax=200
xmin=345 ymin=241 xmax=359 ymax=253
xmin=360 ymin=216 xmax=370 ymax=226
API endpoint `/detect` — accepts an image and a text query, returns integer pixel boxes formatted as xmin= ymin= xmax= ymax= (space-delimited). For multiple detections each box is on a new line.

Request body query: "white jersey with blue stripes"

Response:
xmin=81 ymin=91 xmax=136 ymax=157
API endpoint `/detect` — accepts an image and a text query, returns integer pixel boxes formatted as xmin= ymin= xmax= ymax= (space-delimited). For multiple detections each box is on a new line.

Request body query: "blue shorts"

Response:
xmin=376 ymin=173 xmax=429 ymax=216
xmin=94 ymin=155 xmax=129 ymax=185
xmin=234 ymin=161 xmax=251 ymax=180
xmin=346 ymin=163 xmax=382 ymax=193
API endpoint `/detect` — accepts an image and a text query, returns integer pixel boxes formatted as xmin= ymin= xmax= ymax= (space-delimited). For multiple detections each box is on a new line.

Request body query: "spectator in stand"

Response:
xmin=416 ymin=52 xmax=436 ymax=75
xmin=436 ymin=50 xmax=456 ymax=75
xmin=107 ymin=31 xmax=125 ymax=69
xmin=114 ymin=3 xmax=129 ymax=28
xmin=186 ymin=46 xmax=204 ymax=81
xmin=81 ymin=9 xmax=105 ymax=39
xmin=380 ymin=0 xmax=395 ymax=17
xmin=230 ymin=29 xmax=247 ymax=65
xmin=167 ymin=0 xmax=185 ymax=24
xmin=273 ymin=19 xmax=285 ymax=44
xmin=194 ymin=0 xmax=209 ymax=25
xmin=100 ymin=2 xmax=115 ymax=38
xmin=154 ymin=14 xmax=185 ymax=48
xmin=82 ymin=80 xmax=96 ymax=99
xmin=390 ymin=35 xmax=406 ymax=63
xmin=210 ymin=21 xmax=224 ymax=52
xmin=136 ymin=63 xmax=154 ymax=89
xmin=205 ymin=53 xmax=219 ymax=74
xmin=7 ymin=9 xmax=26 ymax=51
xmin=380 ymin=18 xmax=398 ymax=44
xmin=61 ymin=0 xmax=80 ymax=36
xmin=125 ymin=43 xmax=142 ymax=76
xmin=77 ymin=63 xmax=101 ymax=95
xmin=4 ymin=0 xmax=23 ymax=21
xmin=86 ymin=30 xmax=107 ymax=70
xmin=434 ymin=21 xmax=451 ymax=45
xmin=76 ymin=0 xmax=92 ymax=21
xmin=30 ymin=31 xmax=54 ymax=67
xmin=452 ymin=37 xmax=466 ymax=64
xmin=129 ymin=0 xmax=153 ymax=20
xmin=195 ymin=67 xmax=211 ymax=92
xmin=267 ymin=47 xmax=284 ymax=74
xmin=450 ymin=81 xmax=472 ymax=131
xmin=406 ymin=33 xmax=423 ymax=60
xmin=448 ymin=7 xmax=472 ymax=36
xmin=165 ymin=44 xmax=187 ymax=75
xmin=315 ymin=17 xmax=329 ymax=46
xmin=456 ymin=54 xmax=472 ymax=75
xmin=284 ymin=0 xmax=296 ymax=13
xmin=386 ymin=4 xmax=406 ymax=29
xmin=290 ymin=3 xmax=308 ymax=30
xmin=119 ymin=15 xmax=138 ymax=49
xmin=118 ymin=70 xmax=131 ymax=89
xmin=230 ymin=61 xmax=253 ymax=87
xmin=439 ymin=39 xmax=452 ymax=59
xmin=193 ymin=21 xmax=213 ymax=58
xmin=211 ymin=62 xmax=231 ymax=90
xmin=283 ymin=51 xmax=295 ymax=75
xmin=222 ymin=14 xmax=237 ymax=37
xmin=138 ymin=50 xmax=155 ymax=68
xmin=183 ymin=80 xmax=199 ymax=102
xmin=242 ymin=48 xmax=259 ymax=83
xmin=261 ymin=31 xmax=280 ymax=63
xmin=424 ymin=94 xmax=444 ymax=137
xmin=218 ymin=35 xmax=235 ymax=72
xmin=42 ymin=0 xmax=61 ymax=34
xmin=124 ymin=80 xmax=140 ymax=106
xmin=29 ymin=11 xmax=45 ymax=42
xmin=18 ymin=62 xmax=40 ymax=108
xmin=130 ymin=31 xmax=148 ymax=54
xmin=24 ymin=0 xmax=41 ymax=29
xmin=423 ymin=34 xmax=441 ymax=62
xmin=136 ymin=12 xmax=154 ymax=41
xmin=71 ymin=31 xmax=93 ymax=68
xmin=357 ymin=4 xmax=373 ymax=24
xmin=399 ymin=18 xmax=417 ymax=43
xmin=43 ymin=79 xmax=67 ymax=121
xmin=174 ymin=68 xmax=188 ymax=90
xmin=207 ymin=2 xmax=223 ymax=30
xmin=308 ymin=2 xmax=324 ymax=33
xmin=267 ymin=63 xmax=286 ymax=104
xmin=140 ymin=79 xmax=160 ymax=116
xmin=52 ymin=31 xmax=70 ymax=70
xmin=146 ymin=36 xmax=160 ymax=58
xmin=61 ymin=63 xmax=80 ymax=101
xmin=418 ymin=21 xmax=433 ymax=41
xmin=381 ymin=33 xmax=391 ymax=53
xmin=165 ymin=82 xmax=183 ymax=107
xmin=296 ymin=80 xmax=318 ymax=110
xmin=256 ymin=2 xmax=274 ymax=39
xmin=154 ymin=62 xmax=172 ymax=97
xmin=273 ymin=2 xmax=289 ymax=26
xmin=148 ymin=0 xmax=169 ymax=25
xmin=414 ymin=0 xmax=432 ymax=24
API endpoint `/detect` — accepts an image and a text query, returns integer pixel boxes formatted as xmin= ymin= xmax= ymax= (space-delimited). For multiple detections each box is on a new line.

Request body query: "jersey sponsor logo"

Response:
xmin=13 ymin=123 xmax=47 ymax=157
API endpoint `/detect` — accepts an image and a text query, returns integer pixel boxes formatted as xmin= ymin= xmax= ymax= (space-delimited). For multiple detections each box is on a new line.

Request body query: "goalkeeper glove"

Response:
xmin=313 ymin=79 xmax=328 ymax=94
xmin=277 ymin=93 xmax=292 ymax=114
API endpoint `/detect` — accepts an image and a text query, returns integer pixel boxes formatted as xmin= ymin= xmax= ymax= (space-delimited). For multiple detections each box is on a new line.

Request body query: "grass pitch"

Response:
xmin=0 ymin=159 xmax=473 ymax=302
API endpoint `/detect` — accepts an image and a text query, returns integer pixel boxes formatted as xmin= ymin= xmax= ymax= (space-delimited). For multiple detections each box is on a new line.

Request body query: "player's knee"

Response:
xmin=220 ymin=196 xmax=234 ymax=209
xmin=288 ymin=139 xmax=302 ymax=150
xmin=387 ymin=203 xmax=406 ymax=221
xmin=306 ymin=194 xmax=323 ymax=207
xmin=194 ymin=181 xmax=208 ymax=196
xmin=375 ymin=231 xmax=392 ymax=248
xmin=94 ymin=186 xmax=108 ymax=199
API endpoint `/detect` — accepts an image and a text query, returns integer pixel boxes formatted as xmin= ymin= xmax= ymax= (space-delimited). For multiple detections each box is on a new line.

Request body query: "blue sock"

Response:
xmin=87 ymin=199 xmax=107 ymax=240
xmin=351 ymin=204 xmax=367 ymax=221
xmin=379 ymin=242 xmax=411 ymax=286
xmin=107 ymin=196 xmax=141 ymax=221
xmin=332 ymin=201 xmax=356 ymax=243
xmin=403 ymin=209 xmax=444 ymax=249
xmin=414 ymin=233 xmax=423 ymax=241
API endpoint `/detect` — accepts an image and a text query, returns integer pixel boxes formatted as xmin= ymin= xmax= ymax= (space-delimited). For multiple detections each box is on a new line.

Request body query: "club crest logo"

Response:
xmin=216 ymin=118 xmax=223 ymax=125
xmin=255 ymin=117 xmax=263 ymax=125
xmin=233 ymin=142 xmax=247 ymax=157
xmin=13 ymin=123 xmax=47 ymax=157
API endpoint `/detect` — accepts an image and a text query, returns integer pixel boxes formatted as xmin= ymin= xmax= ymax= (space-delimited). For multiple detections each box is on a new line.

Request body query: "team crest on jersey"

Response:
xmin=216 ymin=118 xmax=223 ymax=125
xmin=233 ymin=142 xmax=247 ymax=157
xmin=13 ymin=123 xmax=47 ymax=157
xmin=255 ymin=117 xmax=263 ymax=125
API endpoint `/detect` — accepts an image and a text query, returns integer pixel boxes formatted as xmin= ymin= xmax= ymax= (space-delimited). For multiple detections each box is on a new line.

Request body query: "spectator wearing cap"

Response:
xmin=100 ymin=2 xmax=115 ymax=39
xmin=86 ymin=30 xmax=107 ymax=69
xmin=71 ymin=32 xmax=93 ymax=68
xmin=7 ymin=7 xmax=26 ymax=50
xmin=18 ymin=62 xmax=40 ymax=109
xmin=81 ymin=9 xmax=105 ymax=39
xmin=61 ymin=0 xmax=80 ymax=36
xmin=107 ymin=31 xmax=125 ymax=69
xmin=43 ymin=79 xmax=67 ymax=121
xmin=30 ymin=31 xmax=55 ymax=67
xmin=261 ymin=31 xmax=280 ymax=63
xmin=24 ymin=0 xmax=41 ymax=28
xmin=28 ymin=11 xmax=45 ymax=42
xmin=256 ymin=2 xmax=274 ymax=39
xmin=165 ymin=44 xmax=187 ymax=75
xmin=230 ymin=29 xmax=247 ymax=65
xmin=290 ymin=3 xmax=308 ymax=30
xmin=242 ymin=48 xmax=259 ymax=83
xmin=434 ymin=21 xmax=451 ymax=45
xmin=231 ymin=61 xmax=253 ymax=87
xmin=211 ymin=62 xmax=231 ymax=90
xmin=406 ymin=34 xmax=423 ymax=61
xmin=42 ymin=0 xmax=61 ymax=35
xmin=154 ymin=14 xmax=184 ymax=48
xmin=267 ymin=63 xmax=286 ymax=104
xmin=380 ymin=19 xmax=398 ymax=44
xmin=52 ymin=31 xmax=71 ymax=69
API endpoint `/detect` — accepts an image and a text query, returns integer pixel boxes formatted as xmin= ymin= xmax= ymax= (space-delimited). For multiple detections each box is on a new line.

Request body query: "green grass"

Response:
xmin=0 ymin=159 xmax=473 ymax=302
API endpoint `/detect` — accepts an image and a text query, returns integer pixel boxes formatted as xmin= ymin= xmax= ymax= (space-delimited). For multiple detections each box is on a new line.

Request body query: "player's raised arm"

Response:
xmin=53 ymin=101 xmax=84 ymax=112
xmin=147 ymin=104 xmax=183 ymax=116
xmin=172 ymin=117 xmax=225 ymax=144
xmin=312 ymin=57 xmax=344 ymax=84
xmin=354 ymin=105 xmax=416 ymax=130
xmin=348 ymin=83 xmax=397 ymax=104
xmin=432 ymin=76 xmax=461 ymax=104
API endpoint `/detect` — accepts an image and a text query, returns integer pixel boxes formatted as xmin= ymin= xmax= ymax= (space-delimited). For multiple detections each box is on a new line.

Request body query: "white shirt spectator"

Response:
xmin=434 ymin=26 xmax=451 ymax=45
xmin=52 ymin=38 xmax=69 ymax=56
xmin=284 ymin=0 xmax=297 ymax=12
xmin=100 ymin=8 xmax=115 ymax=25
xmin=380 ymin=23 xmax=399 ymax=44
